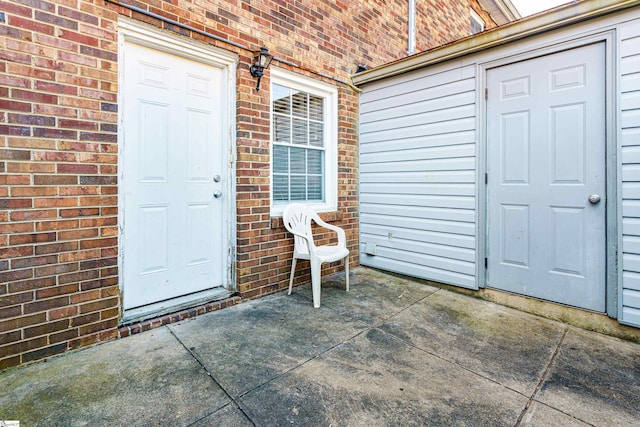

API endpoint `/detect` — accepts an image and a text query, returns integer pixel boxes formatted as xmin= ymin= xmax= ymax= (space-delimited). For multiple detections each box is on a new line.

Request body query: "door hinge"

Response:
xmin=485 ymin=88 xmax=488 ymax=100
xmin=485 ymin=172 xmax=488 ymax=184
xmin=484 ymin=257 xmax=488 ymax=269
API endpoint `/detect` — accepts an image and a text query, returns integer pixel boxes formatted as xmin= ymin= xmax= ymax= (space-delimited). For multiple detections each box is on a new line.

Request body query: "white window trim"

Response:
xmin=470 ymin=9 xmax=485 ymax=35
xmin=270 ymin=67 xmax=338 ymax=216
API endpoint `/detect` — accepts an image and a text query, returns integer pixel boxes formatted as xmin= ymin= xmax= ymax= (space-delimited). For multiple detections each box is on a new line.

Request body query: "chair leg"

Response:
xmin=288 ymin=258 xmax=297 ymax=295
xmin=311 ymin=258 xmax=322 ymax=308
xmin=344 ymin=254 xmax=349 ymax=292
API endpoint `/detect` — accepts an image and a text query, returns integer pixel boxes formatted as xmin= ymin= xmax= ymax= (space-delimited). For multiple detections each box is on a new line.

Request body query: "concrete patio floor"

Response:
xmin=1 ymin=267 xmax=639 ymax=426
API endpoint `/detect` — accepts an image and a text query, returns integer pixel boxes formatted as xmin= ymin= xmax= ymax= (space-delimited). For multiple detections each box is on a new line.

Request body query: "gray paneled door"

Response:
xmin=486 ymin=43 xmax=606 ymax=312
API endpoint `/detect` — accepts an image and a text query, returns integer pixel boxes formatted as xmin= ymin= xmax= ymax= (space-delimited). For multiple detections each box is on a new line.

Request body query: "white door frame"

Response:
xmin=117 ymin=18 xmax=237 ymax=321
xmin=477 ymin=30 xmax=618 ymax=317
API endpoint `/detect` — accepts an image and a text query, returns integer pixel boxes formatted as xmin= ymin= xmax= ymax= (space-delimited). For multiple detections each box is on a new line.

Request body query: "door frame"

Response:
xmin=117 ymin=18 xmax=238 ymax=322
xmin=476 ymin=30 xmax=618 ymax=317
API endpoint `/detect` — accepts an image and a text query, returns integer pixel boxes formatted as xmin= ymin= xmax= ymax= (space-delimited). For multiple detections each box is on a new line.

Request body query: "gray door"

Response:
xmin=486 ymin=43 xmax=606 ymax=312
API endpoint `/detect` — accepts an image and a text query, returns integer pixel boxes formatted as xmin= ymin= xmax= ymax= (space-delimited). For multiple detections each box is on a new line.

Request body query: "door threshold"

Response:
xmin=121 ymin=287 xmax=233 ymax=325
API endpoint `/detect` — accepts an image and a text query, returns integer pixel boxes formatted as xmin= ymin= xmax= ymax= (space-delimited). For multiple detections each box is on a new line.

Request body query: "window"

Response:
xmin=270 ymin=68 xmax=337 ymax=215
xmin=470 ymin=9 xmax=485 ymax=35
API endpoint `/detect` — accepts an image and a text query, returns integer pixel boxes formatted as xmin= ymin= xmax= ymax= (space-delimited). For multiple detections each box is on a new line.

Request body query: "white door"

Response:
xmin=486 ymin=43 xmax=606 ymax=312
xmin=122 ymin=41 xmax=227 ymax=310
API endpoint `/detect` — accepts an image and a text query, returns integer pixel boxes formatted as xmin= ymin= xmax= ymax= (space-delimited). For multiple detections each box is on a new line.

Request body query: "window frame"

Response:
xmin=269 ymin=68 xmax=338 ymax=216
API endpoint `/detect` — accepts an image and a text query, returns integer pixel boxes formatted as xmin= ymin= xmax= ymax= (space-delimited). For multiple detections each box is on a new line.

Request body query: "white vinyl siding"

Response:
xmin=620 ymin=18 xmax=640 ymax=327
xmin=359 ymin=65 xmax=477 ymax=289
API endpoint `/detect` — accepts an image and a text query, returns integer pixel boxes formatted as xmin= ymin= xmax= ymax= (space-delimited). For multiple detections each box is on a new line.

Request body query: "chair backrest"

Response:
xmin=283 ymin=203 xmax=318 ymax=255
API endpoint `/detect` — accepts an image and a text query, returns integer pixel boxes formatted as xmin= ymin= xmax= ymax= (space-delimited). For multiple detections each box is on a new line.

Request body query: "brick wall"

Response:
xmin=1 ymin=0 xmax=497 ymax=368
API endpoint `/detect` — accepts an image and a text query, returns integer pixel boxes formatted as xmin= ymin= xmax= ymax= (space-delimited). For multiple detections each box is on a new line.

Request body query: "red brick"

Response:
xmin=24 ymin=296 xmax=70 ymax=314
xmin=0 ymin=49 xmax=31 ymax=64
xmin=35 ymin=241 xmax=78 ymax=255
xmin=36 ymin=283 xmax=79 ymax=299
xmin=70 ymin=289 xmax=100 ymax=304
xmin=33 ymin=197 xmax=78 ymax=208
xmin=78 ymin=317 xmax=117 ymax=336
xmin=34 ymin=174 xmax=78 ymax=185
xmin=36 ymin=219 xmax=79 ymax=231
xmin=34 ymin=10 xmax=78 ymax=30
xmin=0 ymin=74 xmax=32 ymax=89
xmin=24 ymin=319 xmax=69 ymax=339
xmin=57 ymin=163 xmax=97 ymax=174
xmin=11 ymin=186 xmax=58 ymax=197
xmin=35 ymin=262 xmax=79 ymax=278
xmin=0 ymin=199 xmax=32 ymax=211
xmin=6 ymin=162 xmax=54 ymax=173
xmin=22 ymin=342 xmax=67 ymax=362
xmin=12 ymin=88 xmax=58 ymax=104
xmin=33 ymin=128 xmax=77 ymax=139
xmin=58 ymin=270 xmax=99 ymax=285
xmin=0 ymin=175 xmax=31 ymax=185
xmin=48 ymin=305 xmax=78 ymax=320
xmin=0 ymin=331 xmax=22 ymax=346
xmin=79 ymin=296 xmax=118 ymax=314
xmin=59 ymin=208 xmax=99 ymax=218
xmin=59 ymin=119 xmax=98 ymax=130
xmin=8 ymin=113 xmax=55 ymax=126
xmin=2 ymin=222 xmax=34 ymax=234
xmin=70 ymin=312 xmax=100 ymax=327
xmin=11 ymin=254 xmax=59 ymax=269
xmin=0 ymin=291 xmax=33 ymax=307
xmin=0 ymin=99 xmax=31 ymax=112
xmin=0 ymin=313 xmax=46 ymax=333
xmin=59 ymin=249 xmax=100 ymax=262
xmin=79 ymin=237 xmax=117 ymax=250
xmin=9 ymin=232 xmax=56 ymax=245
xmin=0 ymin=242 xmax=34 ymax=259
xmin=0 ymin=0 xmax=33 ymax=17
xmin=8 ymin=277 xmax=55 ymax=293
xmin=0 ymin=355 xmax=21 ymax=370
xmin=0 ymin=336 xmax=47 ymax=358
xmin=0 ymin=265 xmax=33 ymax=285
xmin=0 ymin=149 xmax=30 ymax=160
xmin=35 ymin=81 xmax=78 ymax=96
xmin=49 ymin=328 xmax=78 ymax=344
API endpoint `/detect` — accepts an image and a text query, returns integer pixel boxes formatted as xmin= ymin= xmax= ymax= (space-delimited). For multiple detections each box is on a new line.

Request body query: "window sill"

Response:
xmin=271 ymin=210 xmax=344 ymax=229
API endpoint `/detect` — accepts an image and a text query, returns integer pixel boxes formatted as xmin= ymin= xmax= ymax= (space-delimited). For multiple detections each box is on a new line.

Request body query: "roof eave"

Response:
xmin=478 ymin=0 xmax=521 ymax=25
xmin=352 ymin=0 xmax=640 ymax=86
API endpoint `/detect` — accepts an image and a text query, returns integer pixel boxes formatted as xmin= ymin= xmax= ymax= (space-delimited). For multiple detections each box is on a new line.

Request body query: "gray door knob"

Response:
xmin=588 ymin=194 xmax=601 ymax=204
xmin=213 ymin=191 xmax=222 ymax=199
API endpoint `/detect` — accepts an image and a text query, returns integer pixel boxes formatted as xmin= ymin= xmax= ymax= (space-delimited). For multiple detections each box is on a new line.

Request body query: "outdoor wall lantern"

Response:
xmin=250 ymin=46 xmax=273 ymax=91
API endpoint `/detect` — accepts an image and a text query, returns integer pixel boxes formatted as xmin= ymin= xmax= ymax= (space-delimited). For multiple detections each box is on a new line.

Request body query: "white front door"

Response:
xmin=122 ymin=41 xmax=228 ymax=311
xmin=486 ymin=43 xmax=606 ymax=312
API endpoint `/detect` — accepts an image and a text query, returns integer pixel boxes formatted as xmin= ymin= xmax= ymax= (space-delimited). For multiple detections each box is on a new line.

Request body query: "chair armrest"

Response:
xmin=314 ymin=217 xmax=346 ymax=248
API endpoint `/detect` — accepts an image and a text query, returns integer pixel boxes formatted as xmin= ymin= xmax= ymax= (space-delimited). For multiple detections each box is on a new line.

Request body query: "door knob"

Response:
xmin=213 ymin=191 xmax=222 ymax=199
xmin=588 ymin=194 xmax=601 ymax=204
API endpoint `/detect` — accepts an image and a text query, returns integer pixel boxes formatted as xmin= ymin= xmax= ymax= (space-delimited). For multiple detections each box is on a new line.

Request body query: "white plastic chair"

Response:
xmin=283 ymin=203 xmax=349 ymax=308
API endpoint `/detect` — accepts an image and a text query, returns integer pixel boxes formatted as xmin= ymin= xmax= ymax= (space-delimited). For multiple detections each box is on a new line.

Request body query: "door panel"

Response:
xmin=122 ymin=41 xmax=227 ymax=310
xmin=487 ymin=43 xmax=606 ymax=312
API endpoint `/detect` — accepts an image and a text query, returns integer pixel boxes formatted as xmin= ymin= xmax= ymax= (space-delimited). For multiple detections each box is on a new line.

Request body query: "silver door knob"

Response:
xmin=588 ymin=194 xmax=601 ymax=204
xmin=213 ymin=191 xmax=222 ymax=199
xmin=213 ymin=175 xmax=221 ymax=182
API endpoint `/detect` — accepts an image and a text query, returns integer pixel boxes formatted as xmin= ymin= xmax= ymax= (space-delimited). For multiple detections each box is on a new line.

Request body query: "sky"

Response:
xmin=510 ymin=0 xmax=574 ymax=17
